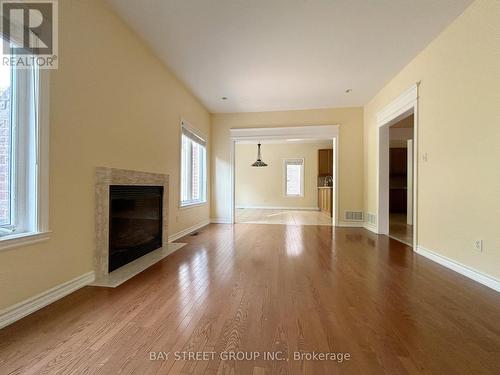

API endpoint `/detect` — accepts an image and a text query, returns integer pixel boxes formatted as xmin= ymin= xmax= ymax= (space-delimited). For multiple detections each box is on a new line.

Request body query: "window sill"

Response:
xmin=179 ymin=201 xmax=208 ymax=210
xmin=0 ymin=231 xmax=51 ymax=251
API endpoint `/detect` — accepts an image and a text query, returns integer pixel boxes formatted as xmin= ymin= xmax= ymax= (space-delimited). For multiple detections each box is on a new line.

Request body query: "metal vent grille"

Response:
xmin=367 ymin=213 xmax=377 ymax=225
xmin=344 ymin=211 xmax=364 ymax=222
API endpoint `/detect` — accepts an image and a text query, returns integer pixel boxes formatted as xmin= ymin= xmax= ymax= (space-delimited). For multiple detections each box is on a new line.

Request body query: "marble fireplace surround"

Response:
xmin=94 ymin=167 xmax=170 ymax=283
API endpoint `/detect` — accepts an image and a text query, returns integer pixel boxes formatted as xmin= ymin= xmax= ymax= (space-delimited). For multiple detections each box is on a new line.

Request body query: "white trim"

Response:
xmin=236 ymin=205 xmax=319 ymax=211
xmin=237 ymin=139 xmax=334 ymax=145
xmin=180 ymin=118 xmax=208 ymax=142
xmin=0 ymin=271 xmax=95 ymax=329
xmin=167 ymin=219 xmax=210 ymax=243
xmin=416 ymin=246 xmax=500 ymax=293
xmin=1 ymin=64 xmax=50 ymax=238
xmin=406 ymin=140 xmax=413 ymax=225
xmin=230 ymin=125 xmax=339 ymax=141
xmin=337 ymin=221 xmax=365 ymax=228
xmin=37 ymin=70 xmax=50 ymax=233
xmin=179 ymin=119 xmax=208 ymax=209
xmin=211 ymin=217 xmax=232 ymax=224
xmin=0 ymin=231 xmax=50 ymax=251
xmin=376 ymin=83 xmax=419 ymax=250
xmin=178 ymin=201 xmax=208 ymax=210
xmin=230 ymin=125 xmax=339 ymax=226
xmin=230 ymin=139 xmax=236 ymax=225
xmin=333 ymin=137 xmax=339 ymax=227
xmin=376 ymin=85 xmax=418 ymax=127
xmin=363 ymin=222 xmax=378 ymax=234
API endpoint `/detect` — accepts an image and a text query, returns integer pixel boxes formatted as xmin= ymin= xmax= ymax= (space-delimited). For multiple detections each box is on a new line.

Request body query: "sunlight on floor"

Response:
xmin=235 ymin=208 xmax=332 ymax=226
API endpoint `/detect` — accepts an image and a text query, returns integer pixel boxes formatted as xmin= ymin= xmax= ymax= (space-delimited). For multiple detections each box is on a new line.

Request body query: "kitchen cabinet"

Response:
xmin=318 ymin=149 xmax=333 ymax=177
xmin=318 ymin=187 xmax=332 ymax=216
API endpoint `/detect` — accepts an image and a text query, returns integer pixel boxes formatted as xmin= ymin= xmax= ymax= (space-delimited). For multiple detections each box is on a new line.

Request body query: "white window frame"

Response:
xmin=283 ymin=158 xmax=304 ymax=197
xmin=179 ymin=120 xmax=207 ymax=208
xmin=0 ymin=64 xmax=50 ymax=251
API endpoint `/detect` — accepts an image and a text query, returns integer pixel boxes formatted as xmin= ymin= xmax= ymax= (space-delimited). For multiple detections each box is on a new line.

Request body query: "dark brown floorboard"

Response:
xmin=1 ymin=224 xmax=499 ymax=374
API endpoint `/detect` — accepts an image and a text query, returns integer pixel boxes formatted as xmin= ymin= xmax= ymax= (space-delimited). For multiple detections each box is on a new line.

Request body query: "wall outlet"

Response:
xmin=474 ymin=239 xmax=483 ymax=252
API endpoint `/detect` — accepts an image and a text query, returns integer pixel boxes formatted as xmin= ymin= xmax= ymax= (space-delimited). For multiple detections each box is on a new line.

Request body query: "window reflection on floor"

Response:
xmin=235 ymin=208 xmax=332 ymax=226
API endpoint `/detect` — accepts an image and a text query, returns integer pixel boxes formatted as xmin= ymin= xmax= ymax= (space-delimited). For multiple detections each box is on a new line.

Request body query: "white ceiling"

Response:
xmin=106 ymin=0 xmax=472 ymax=113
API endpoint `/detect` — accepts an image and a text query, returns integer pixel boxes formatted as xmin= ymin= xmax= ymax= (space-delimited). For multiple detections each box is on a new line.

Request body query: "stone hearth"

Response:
xmin=93 ymin=167 xmax=169 ymax=282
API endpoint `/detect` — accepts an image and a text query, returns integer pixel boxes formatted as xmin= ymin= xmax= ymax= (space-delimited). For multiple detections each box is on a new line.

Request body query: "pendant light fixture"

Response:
xmin=251 ymin=142 xmax=268 ymax=167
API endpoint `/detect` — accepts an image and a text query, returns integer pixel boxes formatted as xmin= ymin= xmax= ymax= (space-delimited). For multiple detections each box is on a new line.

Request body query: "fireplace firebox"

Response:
xmin=108 ymin=185 xmax=163 ymax=272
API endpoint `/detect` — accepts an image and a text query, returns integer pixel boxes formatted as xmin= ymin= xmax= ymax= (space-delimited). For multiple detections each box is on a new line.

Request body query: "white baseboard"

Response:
xmin=416 ymin=246 xmax=500 ymax=293
xmin=168 ymin=219 xmax=210 ymax=243
xmin=236 ymin=205 xmax=320 ymax=211
xmin=0 ymin=271 xmax=95 ymax=329
xmin=363 ymin=222 xmax=378 ymax=234
xmin=211 ymin=218 xmax=232 ymax=224
xmin=337 ymin=221 xmax=364 ymax=228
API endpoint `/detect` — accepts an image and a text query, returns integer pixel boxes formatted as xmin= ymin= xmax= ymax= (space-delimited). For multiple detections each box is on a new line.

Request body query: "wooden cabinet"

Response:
xmin=389 ymin=148 xmax=408 ymax=214
xmin=318 ymin=149 xmax=333 ymax=176
xmin=390 ymin=148 xmax=407 ymax=176
xmin=318 ymin=188 xmax=332 ymax=216
xmin=318 ymin=149 xmax=333 ymax=217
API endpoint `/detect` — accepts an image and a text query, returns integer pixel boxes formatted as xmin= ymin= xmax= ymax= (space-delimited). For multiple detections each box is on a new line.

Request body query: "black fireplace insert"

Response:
xmin=108 ymin=185 xmax=163 ymax=272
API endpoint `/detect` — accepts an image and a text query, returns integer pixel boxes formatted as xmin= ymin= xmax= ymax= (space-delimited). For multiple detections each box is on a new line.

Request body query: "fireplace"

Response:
xmin=108 ymin=185 xmax=163 ymax=272
xmin=94 ymin=167 xmax=169 ymax=281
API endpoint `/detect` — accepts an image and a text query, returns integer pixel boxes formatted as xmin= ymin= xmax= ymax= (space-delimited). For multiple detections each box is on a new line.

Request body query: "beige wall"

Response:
xmin=3 ymin=0 xmax=497 ymax=314
xmin=364 ymin=0 xmax=500 ymax=279
xmin=235 ymin=142 xmax=332 ymax=208
xmin=0 ymin=0 xmax=210 ymax=309
xmin=211 ymin=107 xmax=364 ymax=222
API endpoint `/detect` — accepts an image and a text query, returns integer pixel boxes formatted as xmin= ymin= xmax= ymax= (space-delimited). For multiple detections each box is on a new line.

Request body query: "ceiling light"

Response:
xmin=221 ymin=96 xmax=228 ymax=100
xmin=251 ymin=142 xmax=268 ymax=167
xmin=345 ymin=88 xmax=352 ymax=93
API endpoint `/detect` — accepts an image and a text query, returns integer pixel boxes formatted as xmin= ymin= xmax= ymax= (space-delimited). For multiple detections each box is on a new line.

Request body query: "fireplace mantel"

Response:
xmin=94 ymin=167 xmax=169 ymax=281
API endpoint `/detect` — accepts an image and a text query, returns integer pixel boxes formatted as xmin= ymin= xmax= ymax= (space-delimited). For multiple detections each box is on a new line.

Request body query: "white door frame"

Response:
xmin=229 ymin=125 xmax=340 ymax=225
xmin=376 ymin=83 xmax=419 ymax=249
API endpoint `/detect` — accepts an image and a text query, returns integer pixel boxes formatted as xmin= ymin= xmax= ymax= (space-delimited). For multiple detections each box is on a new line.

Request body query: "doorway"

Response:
xmin=234 ymin=140 xmax=334 ymax=226
xmin=377 ymin=84 xmax=418 ymax=249
xmin=229 ymin=125 xmax=339 ymax=226
xmin=388 ymin=115 xmax=414 ymax=245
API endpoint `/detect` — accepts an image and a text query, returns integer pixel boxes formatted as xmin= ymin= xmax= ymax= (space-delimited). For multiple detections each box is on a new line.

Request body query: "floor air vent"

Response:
xmin=344 ymin=211 xmax=364 ymax=222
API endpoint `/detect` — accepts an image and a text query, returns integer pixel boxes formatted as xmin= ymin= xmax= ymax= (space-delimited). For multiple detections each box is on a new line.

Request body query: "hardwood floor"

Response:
xmin=235 ymin=208 xmax=332 ymax=226
xmin=389 ymin=213 xmax=413 ymax=246
xmin=1 ymin=224 xmax=499 ymax=374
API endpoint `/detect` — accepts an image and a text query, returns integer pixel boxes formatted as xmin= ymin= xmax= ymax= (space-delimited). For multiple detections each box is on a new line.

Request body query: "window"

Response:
xmin=180 ymin=123 xmax=207 ymax=207
xmin=284 ymin=159 xmax=304 ymax=197
xmin=0 ymin=40 xmax=48 ymax=243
